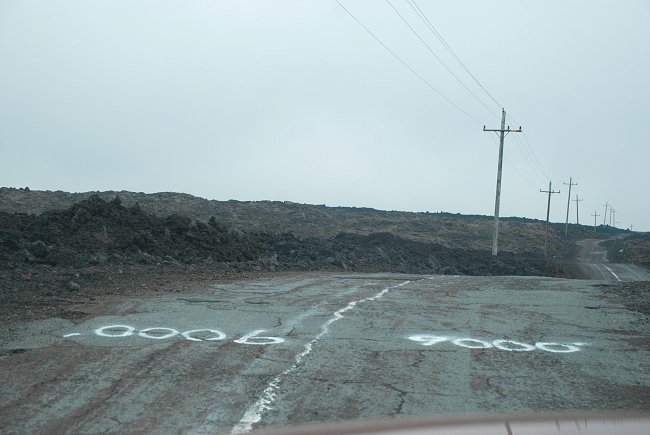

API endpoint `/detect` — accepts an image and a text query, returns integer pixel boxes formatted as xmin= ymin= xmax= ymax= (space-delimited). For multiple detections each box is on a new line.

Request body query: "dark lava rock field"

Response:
xmin=1 ymin=194 xmax=559 ymax=275
xmin=0 ymin=188 xmax=635 ymax=323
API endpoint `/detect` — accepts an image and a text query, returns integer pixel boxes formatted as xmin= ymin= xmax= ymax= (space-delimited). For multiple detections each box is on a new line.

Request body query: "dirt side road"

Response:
xmin=1 ymin=273 xmax=648 ymax=434
xmin=575 ymin=239 xmax=650 ymax=281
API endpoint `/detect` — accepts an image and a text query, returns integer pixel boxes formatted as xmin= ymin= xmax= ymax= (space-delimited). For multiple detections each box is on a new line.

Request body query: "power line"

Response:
xmin=334 ymin=0 xmax=481 ymax=124
xmin=487 ymin=133 xmax=537 ymax=188
xmin=384 ymin=0 xmax=499 ymax=120
xmin=401 ymin=0 xmax=551 ymax=188
xmin=398 ymin=0 xmax=551 ymax=185
xmin=519 ymin=133 xmax=549 ymax=181
xmin=510 ymin=133 xmax=544 ymax=181
xmin=505 ymin=156 xmax=537 ymax=189
xmin=506 ymin=113 xmax=550 ymax=180
xmin=511 ymin=134 xmax=547 ymax=184
xmin=337 ymin=0 xmax=552 ymax=195
xmin=406 ymin=0 xmax=502 ymax=109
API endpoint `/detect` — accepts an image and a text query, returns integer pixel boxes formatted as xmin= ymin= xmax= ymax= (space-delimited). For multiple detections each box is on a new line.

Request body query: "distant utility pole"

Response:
xmin=603 ymin=202 xmax=609 ymax=225
xmin=483 ymin=108 xmax=522 ymax=256
xmin=609 ymin=208 xmax=614 ymax=226
xmin=540 ymin=181 xmax=560 ymax=257
xmin=630 ymin=224 xmax=634 ymax=231
xmin=573 ymin=194 xmax=583 ymax=224
xmin=563 ymin=177 xmax=577 ymax=235
xmin=612 ymin=209 xmax=617 ymax=228
xmin=591 ymin=211 xmax=600 ymax=232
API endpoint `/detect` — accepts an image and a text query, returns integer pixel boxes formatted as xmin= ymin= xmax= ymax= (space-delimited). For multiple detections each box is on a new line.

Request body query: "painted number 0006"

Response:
xmin=408 ymin=335 xmax=585 ymax=353
xmin=93 ymin=325 xmax=285 ymax=345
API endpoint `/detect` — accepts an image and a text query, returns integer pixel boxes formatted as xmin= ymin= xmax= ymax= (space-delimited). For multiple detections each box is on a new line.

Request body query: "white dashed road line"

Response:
xmin=603 ymin=265 xmax=622 ymax=282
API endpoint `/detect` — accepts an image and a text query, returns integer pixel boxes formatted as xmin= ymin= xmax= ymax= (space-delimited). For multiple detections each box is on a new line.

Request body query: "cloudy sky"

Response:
xmin=1 ymin=0 xmax=648 ymax=230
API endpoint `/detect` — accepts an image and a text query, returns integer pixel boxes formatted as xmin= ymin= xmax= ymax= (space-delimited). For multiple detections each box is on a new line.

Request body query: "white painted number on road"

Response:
xmin=181 ymin=329 xmax=227 ymax=342
xmin=452 ymin=338 xmax=493 ymax=349
xmin=74 ymin=325 xmax=284 ymax=345
xmin=233 ymin=329 xmax=286 ymax=345
xmin=407 ymin=334 xmax=585 ymax=353
xmin=71 ymin=327 xmax=585 ymax=353
xmin=408 ymin=335 xmax=449 ymax=346
xmin=493 ymin=339 xmax=536 ymax=352
xmin=535 ymin=342 xmax=582 ymax=353
xmin=138 ymin=327 xmax=179 ymax=340
xmin=94 ymin=325 xmax=135 ymax=337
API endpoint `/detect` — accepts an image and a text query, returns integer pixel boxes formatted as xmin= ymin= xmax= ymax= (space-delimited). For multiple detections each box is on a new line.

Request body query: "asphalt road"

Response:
xmin=1 ymin=271 xmax=649 ymax=434
xmin=575 ymin=239 xmax=650 ymax=281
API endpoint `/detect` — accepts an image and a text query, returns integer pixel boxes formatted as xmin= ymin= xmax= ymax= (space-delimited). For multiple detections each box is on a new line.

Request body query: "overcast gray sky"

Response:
xmin=1 ymin=0 xmax=648 ymax=230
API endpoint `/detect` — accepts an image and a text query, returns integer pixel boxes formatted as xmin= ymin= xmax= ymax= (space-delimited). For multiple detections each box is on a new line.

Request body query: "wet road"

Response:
xmin=575 ymin=239 xmax=650 ymax=281
xmin=1 ymin=272 xmax=649 ymax=434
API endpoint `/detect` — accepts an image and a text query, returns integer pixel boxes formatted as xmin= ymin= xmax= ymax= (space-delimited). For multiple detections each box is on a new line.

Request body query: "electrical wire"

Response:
xmin=501 ymin=112 xmax=548 ymax=184
xmin=407 ymin=0 xmax=502 ymax=110
xmin=506 ymin=112 xmax=550 ymax=181
xmin=521 ymin=133 xmax=549 ymax=180
xmin=505 ymin=155 xmax=538 ymax=189
xmin=488 ymin=133 xmax=538 ymax=189
xmin=335 ymin=0 xmax=550 ymax=188
xmin=512 ymin=133 xmax=547 ymax=183
xmin=334 ymin=0 xmax=482 ymax=124
xmin=400 ymin=0 xmax=551 ymax=182
xmin=384 ymin=0 xmax=500 ymax=121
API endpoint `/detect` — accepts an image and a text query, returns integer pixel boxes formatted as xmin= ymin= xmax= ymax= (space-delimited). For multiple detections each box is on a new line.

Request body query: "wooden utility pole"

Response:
xmin=573 ymin=194 xmax=583 ymax=224
xmin=540 ymin=181 xmax=560 ymax=257
xmin=483 ymin=108 xmax=522 ymax=256
xmin=563 ymin=177 xmax=577 ymax=235
xmin=591 ymin=211 xmax=600 ymax=232
xmin=603 ymin=202 xmax=609 ymax=225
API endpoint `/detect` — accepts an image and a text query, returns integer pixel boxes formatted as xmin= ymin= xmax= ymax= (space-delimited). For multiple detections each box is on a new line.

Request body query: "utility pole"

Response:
xmin=609 ymin=208 xmax=614 ymax=226
xmin=612 ymin=209 xmax=617 ymax=228
xmin=603 ymin=202 xmax=609 ymax=225
xmin=563 ymin=177 xmax=577 ymax=235
xmin=573 ymin=194 xmax=583 ymax=224
xmin=483 ymin=108 xmax=522 ymax=256
xmin=591 ymin=211 xmax=600 ymax=232
xmin=540 ymin=181 xmax=560 ymax=257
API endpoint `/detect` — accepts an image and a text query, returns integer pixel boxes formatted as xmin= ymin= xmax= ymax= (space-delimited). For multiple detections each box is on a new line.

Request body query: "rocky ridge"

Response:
xmin=0 ymin=188 xmax=638 ymax=323
xmin=1 ymin=187 xmax=615 ymax=256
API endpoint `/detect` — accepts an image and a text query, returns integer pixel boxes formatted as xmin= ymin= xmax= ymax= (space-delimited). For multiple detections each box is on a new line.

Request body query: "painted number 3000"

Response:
xmin=89 ymin=325 xmax=285 ymax=345
xmin=408 ymin=335 xmax=585 ymax=353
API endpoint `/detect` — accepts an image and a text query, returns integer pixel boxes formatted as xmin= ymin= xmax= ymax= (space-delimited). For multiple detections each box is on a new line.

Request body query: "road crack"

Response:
xmin=225 ymin=279 xmax=414 ymax=434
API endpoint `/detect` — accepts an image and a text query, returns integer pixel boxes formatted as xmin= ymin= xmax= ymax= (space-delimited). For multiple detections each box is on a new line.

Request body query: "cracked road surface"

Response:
xmin=1 ymin=272 xmax=649 ymax=434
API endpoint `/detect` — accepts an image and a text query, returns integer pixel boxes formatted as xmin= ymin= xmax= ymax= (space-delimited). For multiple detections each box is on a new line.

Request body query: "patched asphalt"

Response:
xmin=1 ymin=273 xmax=649 ymax=434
